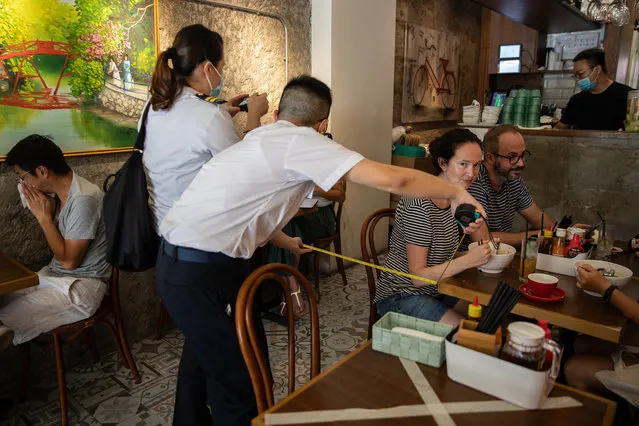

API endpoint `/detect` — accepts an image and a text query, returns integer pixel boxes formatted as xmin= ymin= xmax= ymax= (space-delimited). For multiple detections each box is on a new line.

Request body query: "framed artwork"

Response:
xmin=0 ymin=0 xmax=160 ymax=159
xmin=401 ymin=24 xmax=461 ymax=123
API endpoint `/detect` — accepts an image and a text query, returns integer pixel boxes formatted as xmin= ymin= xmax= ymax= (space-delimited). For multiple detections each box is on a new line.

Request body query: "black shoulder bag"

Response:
xmin=102 ymin=103 xmax=159 ymax=271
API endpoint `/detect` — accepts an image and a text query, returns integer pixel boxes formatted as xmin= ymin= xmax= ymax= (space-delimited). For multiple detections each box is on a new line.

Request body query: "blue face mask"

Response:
xmin=577 ymin=68 xmax=598 ymax=92
xmin=205 ymin=61 xmax=223 ymax=97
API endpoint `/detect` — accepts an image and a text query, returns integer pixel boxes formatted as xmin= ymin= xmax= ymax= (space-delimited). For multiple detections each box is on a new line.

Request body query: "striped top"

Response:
xmin=467 ymin=164 xmax=534 ymax=233
xmin=374 ymin=197 xmax=462 ymax=303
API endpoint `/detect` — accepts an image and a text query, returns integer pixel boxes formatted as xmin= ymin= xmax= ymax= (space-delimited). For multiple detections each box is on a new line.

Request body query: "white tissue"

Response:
xmin=392 ymin=326 xmax=444 ymax=342
xmin=17 ymin=183 xmax=29 ymax=209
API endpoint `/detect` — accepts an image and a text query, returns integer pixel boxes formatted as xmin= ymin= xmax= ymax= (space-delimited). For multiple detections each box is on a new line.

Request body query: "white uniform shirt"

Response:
xmin=160 ymin=120 xmax=364 ymax=258
xmin=142 ymin=86 xmax=239 ymax=231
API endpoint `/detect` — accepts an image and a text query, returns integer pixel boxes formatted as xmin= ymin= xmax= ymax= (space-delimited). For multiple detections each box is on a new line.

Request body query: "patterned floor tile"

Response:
xmin=4 ymin=264 xmax=370 ymax=424
xmin=92 ymin=397 xmax=140 ymax=424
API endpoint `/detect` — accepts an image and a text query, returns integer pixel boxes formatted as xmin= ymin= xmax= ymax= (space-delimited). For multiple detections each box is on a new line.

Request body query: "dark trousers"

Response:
xmin=156 ymin=242 xmax=269 ymax=426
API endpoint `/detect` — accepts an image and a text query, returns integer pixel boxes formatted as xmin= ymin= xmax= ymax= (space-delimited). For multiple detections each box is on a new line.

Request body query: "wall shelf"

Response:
xmin=472 ymin=0 xmax=601 ymax=33
xmin=490 ymin=70 xmax=573 ymax=76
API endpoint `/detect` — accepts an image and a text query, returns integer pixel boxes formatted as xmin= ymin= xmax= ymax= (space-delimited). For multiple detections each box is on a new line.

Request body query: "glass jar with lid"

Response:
xmin=500 ymin=322 xmax=562 ymax=377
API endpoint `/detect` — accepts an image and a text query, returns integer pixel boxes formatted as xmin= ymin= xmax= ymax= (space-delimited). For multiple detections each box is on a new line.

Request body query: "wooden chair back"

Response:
xmin=235 ymin=263 xmax=321 ymax=413
xmin=360 ymin=208 xmax=395 ymax=339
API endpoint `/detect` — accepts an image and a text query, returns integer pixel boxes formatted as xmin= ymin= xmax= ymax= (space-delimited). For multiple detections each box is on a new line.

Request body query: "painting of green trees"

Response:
xmin=0 ymin=0 xmax=158 ymax=156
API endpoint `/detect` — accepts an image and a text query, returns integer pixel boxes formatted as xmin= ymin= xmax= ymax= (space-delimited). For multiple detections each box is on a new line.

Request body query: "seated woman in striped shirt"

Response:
xmin=375 ymin=129 xmax=492 ymax=326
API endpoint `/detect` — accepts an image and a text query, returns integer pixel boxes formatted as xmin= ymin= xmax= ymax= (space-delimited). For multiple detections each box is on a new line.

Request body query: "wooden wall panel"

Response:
xmin=488 ymin=10 xmax=539 ymax=74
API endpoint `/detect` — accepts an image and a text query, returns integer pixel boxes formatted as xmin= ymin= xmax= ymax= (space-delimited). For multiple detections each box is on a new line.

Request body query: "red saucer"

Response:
xmin=519 ymin=283 xmax=566 ymax=303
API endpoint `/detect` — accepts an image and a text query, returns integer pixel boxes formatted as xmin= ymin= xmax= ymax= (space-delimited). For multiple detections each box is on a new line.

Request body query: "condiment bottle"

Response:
xmin=538 ymin=227 xmax=554 ymax=255
xmin=500 ymin=322 xmax=547 ymax=371
xmin=501 ymin=322 xmax=562 ymax=373
xmin=468 ymin=295 xmax=482 ymax=321
xmin=552 ymin=228 xmax=566 ymax=257
xmin=565 ymin=234 xmax=585 ymax=258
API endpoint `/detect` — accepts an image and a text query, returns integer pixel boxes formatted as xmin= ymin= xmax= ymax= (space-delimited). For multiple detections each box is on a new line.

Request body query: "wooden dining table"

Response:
xmin=438 ymin=251 xmax=639 ymax=343
xmin=0 ymin=251 xmax=38 ymax=295
xmin=253 ymin=341 xmax=616 ymax=426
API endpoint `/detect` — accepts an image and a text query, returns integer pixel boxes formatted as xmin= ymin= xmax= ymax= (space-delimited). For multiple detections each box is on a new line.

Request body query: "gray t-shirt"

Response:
xmin=48 ymin=173 xmax=111 ymax=281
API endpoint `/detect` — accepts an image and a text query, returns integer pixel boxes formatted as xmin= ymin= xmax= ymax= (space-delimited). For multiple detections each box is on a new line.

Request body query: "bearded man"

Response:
xmin=467 ymin=125 xmax=554 ymax=249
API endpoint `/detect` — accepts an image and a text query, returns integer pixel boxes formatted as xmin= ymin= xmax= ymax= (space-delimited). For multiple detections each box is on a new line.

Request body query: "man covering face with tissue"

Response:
xmin=556 ymin=48 xmax=634 ymax=131
xmin=0 ymin=135 xmax=110 ymax=351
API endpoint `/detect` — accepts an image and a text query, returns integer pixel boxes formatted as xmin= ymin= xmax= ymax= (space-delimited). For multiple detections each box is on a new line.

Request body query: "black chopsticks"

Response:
xmin=476 ymin=281 xmax=522 ymax=334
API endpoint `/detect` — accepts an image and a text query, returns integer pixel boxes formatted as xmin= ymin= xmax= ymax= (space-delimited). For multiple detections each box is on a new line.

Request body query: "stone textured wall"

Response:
xmin=97 ymin=85 xmax=147 ymax=118
xmin=158 ymin=0 xmax=312 ymax=133
xmin=0 ymin=0 xmax=311 ymax=379
xmin=393 ymin=0 xmax=482 ymax=129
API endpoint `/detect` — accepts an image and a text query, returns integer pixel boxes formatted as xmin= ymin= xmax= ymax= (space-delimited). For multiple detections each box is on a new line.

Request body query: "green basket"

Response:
xmin=372 ymin=312 xmax=453 ymax=368
xmin=392 ymin=144 xmax=426 ymax=158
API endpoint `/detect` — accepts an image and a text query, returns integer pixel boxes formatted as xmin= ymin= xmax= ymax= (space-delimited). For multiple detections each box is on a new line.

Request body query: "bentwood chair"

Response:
xmin=360 ymin=208 xmax=396 ymax=340
xmin=235 ymin=264 xmax=320 ymax=413
xmin=21 ymin=268 xmax=141 ymax=426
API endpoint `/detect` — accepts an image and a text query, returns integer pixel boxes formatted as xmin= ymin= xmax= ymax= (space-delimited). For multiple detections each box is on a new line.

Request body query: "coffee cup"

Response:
xmin=528 ymin=273 xmax=559 ymax=298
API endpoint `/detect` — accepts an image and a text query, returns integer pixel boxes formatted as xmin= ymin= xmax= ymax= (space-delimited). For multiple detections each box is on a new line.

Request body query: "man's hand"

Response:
xmin=450 ymin=188 xmax=486 ymax=234
xmin=226 ymin=93 xmax=249 ymax=118
xmin=463 ymin=218 xmax=485 ymax=235
xmin=286 ymin=236 xmax=313 ymax=256
xmin=576 ymin=264 xmax=610 ymax=295
xmin=21 ymin=184 xmax=55 ymax=224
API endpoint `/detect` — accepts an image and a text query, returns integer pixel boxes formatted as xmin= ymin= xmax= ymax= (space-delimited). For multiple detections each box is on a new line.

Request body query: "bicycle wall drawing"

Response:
xmin=401 ymin=24 xmax=461 ymax=123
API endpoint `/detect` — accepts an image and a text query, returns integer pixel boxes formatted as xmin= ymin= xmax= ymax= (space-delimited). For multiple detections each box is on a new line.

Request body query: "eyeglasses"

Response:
xmin=17 ymin=169 xmax=34 ymax=183
xmin=491 ymin=150 xmax=531 ymax=165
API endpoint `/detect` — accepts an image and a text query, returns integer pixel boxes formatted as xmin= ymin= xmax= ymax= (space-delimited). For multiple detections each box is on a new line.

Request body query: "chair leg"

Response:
xmin=84 ymin=329 xmax=100 ymax=364
xmin=333 ymin=238 xmax=348 ymax=286
xmin=19 ymin=343 xmax=31 ymax=402
xmin=157 ymin=303 xmax=169 ymax=340
xmin=313 ymin=251 xmax=321 ymax=303
xmin=113 ymin=308 xmax=141 ymax=383
xmin=102 ymin=320 xmax=127 ymax=367
xmin=52 ymin=333 xmax=68 ymax=426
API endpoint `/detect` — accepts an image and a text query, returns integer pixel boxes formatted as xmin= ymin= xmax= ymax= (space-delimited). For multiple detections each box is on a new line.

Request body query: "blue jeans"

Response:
xmin=376 ymin=292 xmax=459 ymax=322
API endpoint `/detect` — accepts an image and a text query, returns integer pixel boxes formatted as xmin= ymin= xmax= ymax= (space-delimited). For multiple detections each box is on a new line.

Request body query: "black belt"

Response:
xmin=161 ymin=239 xmax=237 ymax=265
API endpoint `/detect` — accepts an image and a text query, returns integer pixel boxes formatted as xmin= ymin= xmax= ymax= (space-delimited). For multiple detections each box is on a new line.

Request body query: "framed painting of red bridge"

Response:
xmin=0 ymin=0 xmax=159 ymax=158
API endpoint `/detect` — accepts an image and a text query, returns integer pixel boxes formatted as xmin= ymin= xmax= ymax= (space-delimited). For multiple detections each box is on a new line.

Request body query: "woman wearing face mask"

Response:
xmin=144 ymin=24 xmax=269 ymax=232
xmin=556 ymin=48 xmax=634 ymax=131
xmin=143 ymin=24 xmax=268 ymax=425
xmin=375 ymin=129 xmax=492 ymax=326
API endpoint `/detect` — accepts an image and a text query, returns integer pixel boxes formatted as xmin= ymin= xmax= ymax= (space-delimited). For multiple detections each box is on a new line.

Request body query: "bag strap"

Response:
xmin=134 ymin=102 xmax=152 ymax=151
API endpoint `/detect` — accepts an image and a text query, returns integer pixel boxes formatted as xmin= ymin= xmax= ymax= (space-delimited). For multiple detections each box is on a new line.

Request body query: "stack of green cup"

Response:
xmin=501 ymin=96 xmax=514 ymax=124
xmin=513 ymin=91 xmax=527 ymax=126
xmin=526 ymin=89 xmax=541 ymax=128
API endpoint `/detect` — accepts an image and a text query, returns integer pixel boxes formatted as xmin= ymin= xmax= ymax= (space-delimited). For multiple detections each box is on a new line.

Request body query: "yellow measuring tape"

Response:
xmin=301 ymin=235 xmax=466 ymax=287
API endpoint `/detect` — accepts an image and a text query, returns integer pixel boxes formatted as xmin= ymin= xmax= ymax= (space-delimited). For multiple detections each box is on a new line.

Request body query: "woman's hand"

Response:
xmin=464 ymin=242 xmax=492 ymax=268
xmin=576 ymin=264 xmax=610 ymax=295
xmin=226 ymin=93 xmax=249 ymax=117
xmin=248 ymin=93 xmax=269 ymax=118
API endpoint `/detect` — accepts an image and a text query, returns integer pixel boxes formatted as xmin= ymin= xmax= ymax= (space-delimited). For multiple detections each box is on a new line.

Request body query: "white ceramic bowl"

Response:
xmin=468 ymin=242 xmax=516 ymax=274
xmin=573 ymin=260 xmax=633 ymax=297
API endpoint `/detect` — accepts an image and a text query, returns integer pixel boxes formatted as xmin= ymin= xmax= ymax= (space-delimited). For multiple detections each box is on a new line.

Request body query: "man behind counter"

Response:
xmin=556 ymin=48 xmax=634 ymax=131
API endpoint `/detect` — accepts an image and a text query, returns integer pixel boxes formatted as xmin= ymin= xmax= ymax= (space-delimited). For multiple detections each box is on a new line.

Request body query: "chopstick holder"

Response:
xmin=457 ymin=319 xmax=502 ymax=356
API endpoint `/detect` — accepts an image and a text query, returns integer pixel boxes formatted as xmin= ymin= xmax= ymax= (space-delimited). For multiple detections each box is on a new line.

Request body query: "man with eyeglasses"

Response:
xmin=0 ymin=135 xmax=110 ymax=351
xmin=468 ymin=125 xmax=554 ymax=249
xmin=556 ymin=48 xmax=634 ymax=131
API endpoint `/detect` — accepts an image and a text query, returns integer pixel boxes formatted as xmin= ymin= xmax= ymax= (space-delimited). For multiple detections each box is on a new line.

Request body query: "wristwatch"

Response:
xmin=603 ymin=284 xmax=619 ymax=303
